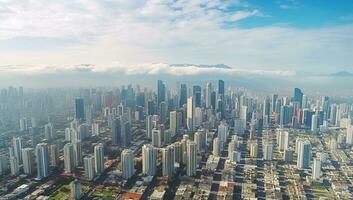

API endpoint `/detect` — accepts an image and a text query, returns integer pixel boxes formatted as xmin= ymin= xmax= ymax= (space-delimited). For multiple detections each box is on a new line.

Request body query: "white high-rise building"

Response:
xmin=94 ymin=143 xmax=105 ymax=175
xmin=228 ymin=140 xmax=237 ymax=159
xmin=64 ymin=143 xmax=74 ymax=173
xmin=146 ymin=115 xmax=153 ymax=139
xmin=121 ymin=149 xmax=134 ymax=179
xmin=22 ymin=148 xmax=35 ymax=175
xmin=50 ymin=144 xmax=59 ymax=167
xmin=297 ymin=140 xmax=312 ymax=169
xmin=187 ymin=96 xmax=195 ymax=131
xmin=169 ymin=111 xmax=178 ymax=137
xmin=35 ymin=143 xmax=50 ymax=179
xmin=162 ymin=144 xmax=175 ymax=178
xmin=213 ymin=137 xmax=221 ymax=157
xmin=142 ymin=144 xmax=157 ymax=176
xmin=218 ymin=122 xmax=229 ymax=144
xmin=263 ymin=142 xmax=273 ymax=160
xmin=84 ymin=155 xmax=95 ymax=181
xmin=73 ymin=141 xmax=82 ymax=167
xmin=312 ymin=157 xmax=321 ymax=181
xmin=278 ymin=130 xmax=289 ymax=151
xmin=346 ymin=124 xmax=353 ymax=145
xmin=12 ymin=137 xmax=22 ymax=164
xmin=194 ymin=107 xmax=202 ymax=128
xmin=186 ymin=141 xmax=197 ymax=176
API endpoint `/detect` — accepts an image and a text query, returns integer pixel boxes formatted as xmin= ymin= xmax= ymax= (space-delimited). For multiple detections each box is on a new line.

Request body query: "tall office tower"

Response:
xmin=169 ymin=111 xmax=178 ymax=137
xmin=228 ymin=140 xmax=237 ymax=159
xmin=121 ymin=149 xmax=134 ymax=179
xmin=187 ymin=96 xmax=195 ymax=131
xmin=297 ymin=140 xmax=312 ymax=169
xmin=181 ymin=135 xmax=189 ymax=165
xmin=263 ymin=97 xmax=271 ymax=125
xmin=94 ymin=143 xmax=105 ymax=175
xmin=278 ymin=130 xmax=289 ymax=151
xmin=77 ymin=123 xmax=88 ymax=140
xmin=19 ymin=117 xmax=28 ymax=132
xmin=186 ymin=141 xmax=197 ymax=177
xmin=44 ymin=123 xmax=54 ymax=140
xmin=73 ymin=141 xmax=82 ymax=167
xmin=234 ymin=118 xmax=245 ymax=135
xmin=194 ymin=132 xmax=202 ymax=152
xmin=346 ymin=125 xmax=353 ymax=145
xmin=12 ymin=137 xmax=22 ymax=164
xmin=50 ymin=144 xmax=58 ymax=167
xmin=293 ymin=88 xmax=303 ymax=108
xmin=70 ymin=179 xmax=81 ymax=200
xmin=84 ymin=155 xmax=95 ymax=181
xmin=218 ymin=80 xmax=225 ymax=97
xmin=0 ymin=154 xmax=8 ymax=175
xmin=213 ymin=137 xmax=221 ymax=157
xmin=162 ymin=144 xmax=175 ymax=178
xmin=179 ymin=83 xmax=187 ymax=107
xmin=64 ymin=143 xmax=74 ymax=173
xmin=193 ymin=85 xmax=202 ymax=107
xmin=111 ymin=118 xmax=121 ymax=145
xmin=329 ymin=104 xmax=337 ymax=125
xmin=240 ymin=105 xmax=248 ymax=128
xmin=249 ymin=141 xmax=258 ymax=158
xmin=157 ymin=80 xmax=166 ymax=106
xmin=159 ymin=101 xmax=168 ymax=124
xmin=173 ymin=142 xmax=182 ymax=164
xmin=263 ymin=142 xmax=273 ymax=160
xmin=121 ymin=120 xmax=131 ymax=147
xmin=211 ymin=91 xmax=216 ymax=110
xmin=146 ymin=115 xmax=153 ymax=139
xmin=142 ymin=144 xmax=157 ymax=176
xmin=152 ymin=128 xmax=162 ymax=147
xmin=35 ymin=143 xmax=50 ymax=179
xmin=272 ymin=94 xmax=278 ymax=113
xmin=311 ymin=114 xmax=318 ymax=133
xmin=206 ymin=82 xmax=212 ymax=108
xmin=312 ymin=157 xmax=321 ymax=181
xmin=194 ymin=107 xmax=202 ymax=128
xmin=22 ymin=148 xmax=35 ymax=175
xmin=75 ymin=98 xmax=85 ymax=121
xmin=10 ymin=156 xmax=19 ymax=175
xmin=301 ymin=94 xmax=308 ymax=109
xmin=218 ymin=122 xmax=229 ymax=144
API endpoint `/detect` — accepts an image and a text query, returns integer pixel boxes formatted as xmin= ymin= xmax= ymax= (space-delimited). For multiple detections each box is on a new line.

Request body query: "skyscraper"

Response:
xmin=35 ymin=143 xmax=50 ymax=179
xmin=312 ymin=157 xmax=321 ymax=181
xmin=84 ymin=155 xmax=95 ymax=181
xmin=121 ymin=149 xmax=134 ymax=179
xmin=263 ymin=141 xmax=273 ymax=160
xmin=293 ymin=88 xmax=303 ymax=108
xmin=152 ymin=128 xmax=162 ymax=147
xmin=179 ymin=83 xmax=187 ymax=107
xmin=142 ymin=144 xmax=157 ymax=176
xmin=44 ymin=123 xmax=54 ymax=140
xmin=75 ymin=98 xmax=85 ymax=121
xmin=146 ymin=115 xmax=153 ymax=139
xmin=157 ymin=80 xmax=166 ymax=106
xmin=278 ymin=130 xmax=289 ymax=151
xmin=218 ymin=80 xmax=225 ymax=97
xmin=22 ymin=148 xmax=35 ymax=175
xmin=193 ymin=85 xmax=201 ymax=107
xmin=187 ymin=96 xmax=195 ymax=131
xmin=311 ymin=114 xmax=318 ymax=133
xmin=162 ymin=144 xmax=175 ymax=178
xmin=64 ymin=143 xmax=74 ymax=173
xmin=70 ymin=179 xmax=81 ymax=200
xmin=94 ymin=143 xmax=104 ymax=175
xmin=186 ymin=141 xmax=197 ymax=176
xmin=12 ymin=137 xmax=22 ymax=164
xmin=10 ymin=156 xmax=19 ymax=175
xmin=169 ymin=111 xmax=178 ymax=137
xmin=0 ymin=154 xmax=9 ymax=175
xmin=206 ymin=82 xmax=212 ymax=108
xmin=213 ymin=137 xmax=221 ymax=157
xmin=297 ymin=140 xmax=311 ymax=169
xmin=50 ymin=144 xmax=59 ymax=167
xmin=73 ymin=141 xmax=82 ymax=167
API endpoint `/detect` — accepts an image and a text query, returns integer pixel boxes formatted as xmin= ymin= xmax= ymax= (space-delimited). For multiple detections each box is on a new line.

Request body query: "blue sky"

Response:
xmin=0 ymin=0 xmax=353 ymax=76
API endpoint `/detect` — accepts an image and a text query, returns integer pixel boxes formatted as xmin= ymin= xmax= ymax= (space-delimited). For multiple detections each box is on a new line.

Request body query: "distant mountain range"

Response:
xmin=330 ymin=71 xmax=353 ymax=77
xmin=170 ymin=63 xmax=231 ymax=69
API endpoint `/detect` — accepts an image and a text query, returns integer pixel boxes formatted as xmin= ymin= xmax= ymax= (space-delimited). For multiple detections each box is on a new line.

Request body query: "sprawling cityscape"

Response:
xmin=0 ymin=80 xmax=352 ymax=200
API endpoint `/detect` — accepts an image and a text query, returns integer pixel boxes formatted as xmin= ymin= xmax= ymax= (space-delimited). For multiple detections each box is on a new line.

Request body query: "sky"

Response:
xmin=0 ymin=0 xmax=353 ymax=90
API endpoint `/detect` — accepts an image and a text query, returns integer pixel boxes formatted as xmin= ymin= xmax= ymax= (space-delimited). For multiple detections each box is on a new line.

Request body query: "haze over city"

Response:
xmin=1 ymin=0 xmax=353 ymax=200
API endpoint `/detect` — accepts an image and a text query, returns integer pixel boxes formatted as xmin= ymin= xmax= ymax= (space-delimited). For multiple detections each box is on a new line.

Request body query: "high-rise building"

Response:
xmin=44 ymin=123 xmax=54 ymax=140
xmin=346 ymin=125 xmax=353 ymax=145
xmin=152 ymin=128 xmax=162 ymax=147
xmin=84 ymin=155 xmax=95 ymax=181
xmin=75 ymin=98 xmax=85 ymax=121
xmin=249 ymin=141 xmax=258 ymax=158
xmin=311 ymin=114 xmax=318 ymax=133
xmin=73 ymin=141 xmax=82 ymax=167
xmin=312 ymin=157 xmax=321 ymax=181
xmin=293 ymin=88 xmax=303 ymax=108
xmin=22 ymin=148 xmax=35 ymax=175
xmin=94 ymin=143 xmax=105 ymax=175
xmin=206 ymin=82 xmax=212 ymax=109
xmin=64 ymin=143 xmax=74 ymax=173
xmin=297 ymin=140 xmax=311 ymax=169
xmin=49 ymin=144 xmax=59 ymax=167
xmin=218 ymin=80 xmax=225 ymax=97
xmin=193 ymin=85 xmax=202 ymax=107
xmin=12 ymin=137 xmax=22 ymax=164
xmin=186 ymin=141 xmax=197 ymax=176
xmin=179 ymin=84 xmax=187 ymax=107
xmin=142 ymin=144 xmax=157 ymax=176
xmin=121 ymin=149 xmax=134 ymax=179
xmin=278 ymin=130 xmax=289 ymax=151
xmin=10 ymin=156 xmax=19 ymax=175
xmin=146 ymin=115 xmax=153 ymax=139
xmin=228 ymin=140 xmax=237 ymax=159
xmin=213 ymin=137 xmax=221 ymax=157
xmin=218 ymin=122 xmax=228 ymax=144
xmin=263 ymin=142 xmax=273 ymax=160
xmin=169 ymin=111 xmax=178 ymax=137
xmin=187 ymin=96 xmax=195 ymax=131
xmin=70 ymin=179 xmax=81 ymax=200
xmin=35 ymin=143 xmax=50 ymax=179
xmin=162 ymin=144 xmax=175 ymax=178
xmin=157 ymin=80 xmax=166 ymax=106
xmin=272 ymin=94 xmax=278 ymax=113
xmin=0 ymin=154 xmax=9 ymax=175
